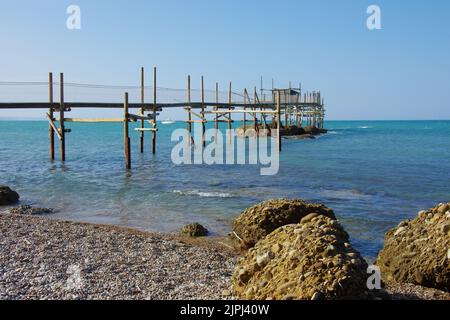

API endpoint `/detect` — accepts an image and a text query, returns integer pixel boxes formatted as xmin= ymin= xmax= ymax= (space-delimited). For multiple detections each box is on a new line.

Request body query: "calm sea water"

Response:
xmin=0 ymin=120 xmax=449 ymax=258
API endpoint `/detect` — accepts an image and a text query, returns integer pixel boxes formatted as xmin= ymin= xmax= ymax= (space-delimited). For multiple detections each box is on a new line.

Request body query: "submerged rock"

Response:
xmin=0 ymin=186 xmax=20 ymax=205
xmin=303 ymin=126 xmax=327 ymax=135
xmin=232 ymin=199 xmax=336 ymax=248
xmin=179 ymin=223 xmax=209 ymax=237
xmin=231 ymin=215 xmax=369 ymax=300
xmin=236 ymin=124 xmax=272 ymax=138
xmin=376 ymin=202 xmax=450 ymax=292
xmin=235 ymin=124 xmax=327 ymax=138
xmin=9 ymin=205 xmax=55 ymax=216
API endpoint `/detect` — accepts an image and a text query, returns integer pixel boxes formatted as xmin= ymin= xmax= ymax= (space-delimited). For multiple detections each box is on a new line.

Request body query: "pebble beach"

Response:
xmin=0 ymin=213 xmax=449 ymax=300
xmin=0 ymin=214 xmax=236 ymax=300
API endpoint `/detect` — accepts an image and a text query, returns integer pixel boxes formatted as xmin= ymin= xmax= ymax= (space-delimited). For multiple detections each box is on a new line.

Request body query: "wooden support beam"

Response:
xmin=254 ymin=88 xmax=268 ymax=130
xmin=253 ymin=87 xmax=258 ymax=132
xmin=185 ymin=120 xmax=207 ymax=123
xmin=209 ymin=110 xmax=278 ymax=115
xmin=243 ymin=89 xmax=247 ymax=133
xmin=201 ymin=76 xmax=206 ymax=147
xmin=285 ymin=83 xmax=290 ymax=126
xmin=152 ymin=67 xmax=157 ymax=154
xmin=0 ymin=101 xmax=298 ymax=110
xmin=140 ymin=67 xmax=145 ymax=153
xmin=124 ymin=92 xmax=131 ymax=169
xmin=215 ymin=82 xmax=218 ymax=144
xmin=190 ymin=111 xmax=204 ymax=119
xmin=48 ymin=72 xmax=55 ymax=160
xmin=64 ymin=118 xmax=125 ymax=123
xmin=46 ymin=113 xmax=62 ymax=140
xmin=127 ymin=114 xmax=153 ymax=121
xmin=187 ymin=75 xmax=192 ymax=146
xmin=134 ymin=128 xmax=157 ymax=132
xmin=277 ymin=91 xmax=281 ymax=152
xmin=228 ymin=82 xmax=232 ymax=132
xmin=59 ymin=73 xmax=66 ymax=161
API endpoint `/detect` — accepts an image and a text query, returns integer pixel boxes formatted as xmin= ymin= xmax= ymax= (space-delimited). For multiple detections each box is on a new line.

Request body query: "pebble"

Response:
xmin=300 ymin=213 xmax=320 ymax=224
xmin=418 ymin=210 xmax=427 ymax=217
xmin=256 ymin=252 xmax=273 ymax=267
xmin=438 ymin=204 xmax=449 ymax=215
xmin=276 ymin=281 xmax=296 ymax=292
xmin=394 ymin=227 xmax=407 ymax=236
xmin=271 ymin=243 xmax=283 ymax=254
xmin=222 ymin=289 xmax=231 ymax=297
xmin=311 ymin=292 xmax=322 ymax=300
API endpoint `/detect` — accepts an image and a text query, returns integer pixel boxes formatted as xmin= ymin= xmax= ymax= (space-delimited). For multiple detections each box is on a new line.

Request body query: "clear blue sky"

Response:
xmin=0 ymin=0 xmax=449 ymax=120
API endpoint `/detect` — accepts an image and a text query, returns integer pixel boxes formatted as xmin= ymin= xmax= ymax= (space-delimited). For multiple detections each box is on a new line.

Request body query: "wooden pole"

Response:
xmin=253 ymin=87 xmax=258 ymax=132
xmin=276 ymin=91 xmax=281 ymax=152
xmin=59 ymin=73 xmax=66 ymax=161
xmin=201 ymin=76 xmax=206 ymax=147
xmin=152 ymin=67 xmax=157 ymax=154
xmin=260 ymin=76 xmax=263 ymax=101
xmin=187 ymin=75 xmax=192 ymax=146
xmin=228 ymin=81 xmax=232 ymax=131
xmin=243 ymin=89 xmax=247 ymax=134
xmin=48 ymin=72 xmax=55 ymax=160
xmin=140 ymin=67 xmax=145 ymax=153
xmin=124 ymin=92 xmax=131 ymax=169
xmin=284 ymin=90 xmax=288 ymax=127
xmin=228 ymin=81 xmax=232 ymax=143
xmin=215 ymin=82 xmax=218 ymax=144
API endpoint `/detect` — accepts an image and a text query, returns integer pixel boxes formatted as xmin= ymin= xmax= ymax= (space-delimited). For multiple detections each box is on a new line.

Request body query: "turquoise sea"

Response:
xmin=0 ymin=120 xmax=449 ymax=259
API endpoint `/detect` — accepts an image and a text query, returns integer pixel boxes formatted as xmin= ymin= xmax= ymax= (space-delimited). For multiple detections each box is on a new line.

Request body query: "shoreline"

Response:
xmin=0 ymin=213 xmax=448 ymax=300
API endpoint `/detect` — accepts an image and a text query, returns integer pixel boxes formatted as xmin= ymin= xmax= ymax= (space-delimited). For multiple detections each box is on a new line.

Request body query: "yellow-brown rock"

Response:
xmin=232 ymin=199 xmax=336 ymax=248
xmin=376 ymin=203 xmax=450 ymax=291
xmin=231 ymin=215 xmax=369 ymax=300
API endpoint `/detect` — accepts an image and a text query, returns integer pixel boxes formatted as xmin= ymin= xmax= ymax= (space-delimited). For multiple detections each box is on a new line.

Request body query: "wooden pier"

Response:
xmin=0 ymin=68 xmax=326 ymax=169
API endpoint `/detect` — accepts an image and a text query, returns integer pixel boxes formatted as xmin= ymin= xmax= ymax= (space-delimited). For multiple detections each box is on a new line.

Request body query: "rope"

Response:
xmin=0 ymin=81 xmax=258 ymax=95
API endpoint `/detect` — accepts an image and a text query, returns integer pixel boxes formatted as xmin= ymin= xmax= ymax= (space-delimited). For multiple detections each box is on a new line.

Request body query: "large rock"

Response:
xmin=232 ymin=199 xmax=336 ymax=248
xmin=231 ymin=215 xmax=369 ymax=300
xmin=179 ymin=223 xmax=209 ymax=237
xmin=376 ymin=203 xmax=450 ymax=291
xmin=279 ymin=126 xmax=305 ymax=136
xmin=0 ymin=186 xmax=20 ymax=205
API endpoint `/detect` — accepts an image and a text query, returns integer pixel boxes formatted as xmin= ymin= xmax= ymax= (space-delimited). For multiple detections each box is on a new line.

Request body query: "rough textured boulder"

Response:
xmin=376 ymin=203 xmax=450 ymax=291
xmin=179 ymin=223 xmax=209 ymax=237
xmin=232 ymin=199 xmax=336 ymax=248
xmin=0 ymin=186 xmax=19 ymax=205
xmin=231 ymin=215 xmax=369 ymax=300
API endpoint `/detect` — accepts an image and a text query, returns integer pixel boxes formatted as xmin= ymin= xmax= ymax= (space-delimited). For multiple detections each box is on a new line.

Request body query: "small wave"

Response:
xmin=357 ymin=126 xmax=372 ymax=129
xmin=328 ymin=131 xmax=339 ymax=134
xmin=321 ymin=189 xmax=371 ymax=200
xmin=173 ymin=190 xmax=235 ymax=198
